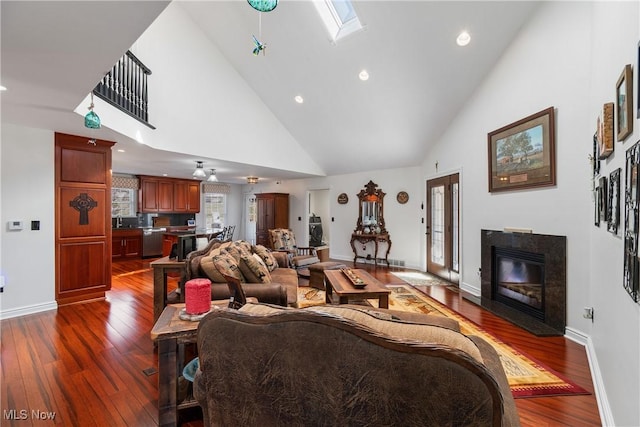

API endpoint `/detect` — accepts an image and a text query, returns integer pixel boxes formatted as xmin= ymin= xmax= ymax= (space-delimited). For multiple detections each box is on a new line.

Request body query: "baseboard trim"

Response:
xmin=565 ymin=326 xmax=613 ymax=427
xmin=0 ymin=301 xmax=58 ymax=320
xmin=460 ymin=281 xmax=480 ymax=297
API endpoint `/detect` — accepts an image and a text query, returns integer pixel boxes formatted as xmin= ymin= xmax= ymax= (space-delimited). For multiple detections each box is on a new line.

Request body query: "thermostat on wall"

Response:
xmin=8 ymin=220 xmax=24 ymax=231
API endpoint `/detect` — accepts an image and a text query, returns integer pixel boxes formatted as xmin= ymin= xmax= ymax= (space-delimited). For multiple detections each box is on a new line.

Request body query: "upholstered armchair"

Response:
xmin=268 ymin=228 xmax=320 ymax=269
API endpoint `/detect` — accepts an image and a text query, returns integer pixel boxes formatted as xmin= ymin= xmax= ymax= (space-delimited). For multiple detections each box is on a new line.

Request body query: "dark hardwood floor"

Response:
xmin=0 ymin=258 xmax=600 ymax=426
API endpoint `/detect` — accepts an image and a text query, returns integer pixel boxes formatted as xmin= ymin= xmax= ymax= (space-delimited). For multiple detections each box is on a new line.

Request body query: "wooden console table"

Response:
xmin=350 ymin=233 xmax=392 ymax=266
xmin=151 ymin=256 xmax=187 ymax=323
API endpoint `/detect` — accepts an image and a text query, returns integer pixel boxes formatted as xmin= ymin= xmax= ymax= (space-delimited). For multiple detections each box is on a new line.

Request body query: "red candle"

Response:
xmin=185 ymin=278 xmax=211 ymax=315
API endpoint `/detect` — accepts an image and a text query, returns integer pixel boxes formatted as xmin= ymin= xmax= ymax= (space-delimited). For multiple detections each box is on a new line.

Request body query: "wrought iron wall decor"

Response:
xmin=599 ymin=176 xmax=608 ymax=226
xmin=608 ymin=168 xmax=621 ymax=234
xmin=624 ymin=141 xmax=640 ymax=302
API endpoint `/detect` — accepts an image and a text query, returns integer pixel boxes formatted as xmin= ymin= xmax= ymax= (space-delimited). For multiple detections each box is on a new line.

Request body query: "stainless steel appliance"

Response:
xmin=142 ymin=227 xmax=166 ymax=258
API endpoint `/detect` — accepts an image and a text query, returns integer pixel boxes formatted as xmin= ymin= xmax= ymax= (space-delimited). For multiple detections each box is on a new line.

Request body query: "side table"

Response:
xmin=151 ymin=256 xmax=187 ymax=323
xmin=151 ymin=300 xmax=257 ymax=427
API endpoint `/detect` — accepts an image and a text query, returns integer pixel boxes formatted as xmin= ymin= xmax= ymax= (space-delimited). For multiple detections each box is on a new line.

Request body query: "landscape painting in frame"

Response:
xmin=488 ymin=107 xmax=556 ymax=192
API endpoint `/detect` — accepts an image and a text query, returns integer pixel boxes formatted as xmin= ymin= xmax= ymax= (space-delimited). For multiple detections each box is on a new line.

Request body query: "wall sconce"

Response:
xmin=247 ymin=176 xmax=259 ymax=184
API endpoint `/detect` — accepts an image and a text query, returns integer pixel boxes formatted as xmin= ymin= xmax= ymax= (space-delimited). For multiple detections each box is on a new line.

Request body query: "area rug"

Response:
xmin=391 ymin=271 xmax=448 ymax=286
xmin=391 ymin=271 xmax=459 ymax=293
xmin=296 ymin=284 xmax=589 ymax=399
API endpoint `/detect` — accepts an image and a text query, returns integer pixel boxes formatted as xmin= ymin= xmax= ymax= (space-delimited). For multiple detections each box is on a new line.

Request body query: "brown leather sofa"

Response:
xmin=185 ymin=239 xmax=298 ymax=307
xmin=194 ymin=303 xmax=521 ymax=427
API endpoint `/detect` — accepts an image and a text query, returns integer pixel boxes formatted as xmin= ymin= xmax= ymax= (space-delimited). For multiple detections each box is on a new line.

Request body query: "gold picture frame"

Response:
xmin=616 ymin=64 xmax=633 ymax=142
xmin=487 ymin=107 xmax=556 ymax=192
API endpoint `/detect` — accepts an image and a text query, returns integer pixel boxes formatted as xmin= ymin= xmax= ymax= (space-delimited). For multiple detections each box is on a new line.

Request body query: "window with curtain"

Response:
xmin=111 ymin=188 xmax=137 ymax=217
xmin=204 ymin=193 xmax=227 ymax=228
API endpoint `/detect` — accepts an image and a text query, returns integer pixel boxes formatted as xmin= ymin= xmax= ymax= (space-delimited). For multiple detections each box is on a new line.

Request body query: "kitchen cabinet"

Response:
xmin=112 ymin=229 xmax=142 ymax=259
xmin=256 ymin=193 xmax=289 ymax=247
xmin=173 ymin=181 xmax=200 ymax=213
xmin=138 ymin=176 xmax=200 ymax=213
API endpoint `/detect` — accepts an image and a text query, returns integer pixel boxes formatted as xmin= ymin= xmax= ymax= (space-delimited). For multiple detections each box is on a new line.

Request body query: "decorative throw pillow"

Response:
xmin=200 ymin=255 xmax=226 ymax=283
xmin=221 ymin=244 xmax=252 ymax=264
xmin=239 ymin=253 xmax=272 ymax=283
xmin=212 ymin=252 xmax=244 ymax=283
xmin=232 ymin=240 xmax=253 ymax=253
xmin=252 ymin=244 xmax=278 ymax=272
xmin=269 ymin=229 xmax=297 ymax=251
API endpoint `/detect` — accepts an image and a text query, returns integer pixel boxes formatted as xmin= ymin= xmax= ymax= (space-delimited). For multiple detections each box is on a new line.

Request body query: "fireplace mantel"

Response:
xmin=480 ymin=229 xmax=566 ymax=336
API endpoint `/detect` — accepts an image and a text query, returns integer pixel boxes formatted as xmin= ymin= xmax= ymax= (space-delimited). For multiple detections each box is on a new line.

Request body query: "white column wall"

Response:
xmin=0 ymin=124 xmax=56 ymax=318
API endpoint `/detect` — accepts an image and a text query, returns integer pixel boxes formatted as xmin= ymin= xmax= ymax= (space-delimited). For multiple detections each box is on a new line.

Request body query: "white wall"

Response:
xmin=0 ymin=124 xmax=57 ymax=318
xmin=588 ymin=2 xmax=640 ymax=425
xmin=245 ymin=166 xmax=423 ymax=269
xmin=421 ymin=2 xmax=639 ymax=425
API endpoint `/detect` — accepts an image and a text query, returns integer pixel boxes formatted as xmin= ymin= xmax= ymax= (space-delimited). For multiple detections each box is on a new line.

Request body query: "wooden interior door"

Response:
xmin=426 ymin=173 xmax=460 ymax=284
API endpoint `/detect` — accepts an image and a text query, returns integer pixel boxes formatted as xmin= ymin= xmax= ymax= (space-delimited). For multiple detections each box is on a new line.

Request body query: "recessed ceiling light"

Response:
xmin=294 ymin=95 xmax=304 ymax=104
xmin=457 ymin=31 xmax=471 ymax=47
xmin=0 ymin=85 xmax=7 ymax=91
xmin=162 ymin=173 xmax=168 ymax=177
xmin=358 ymin=70 xmax=369 ymax=81
xmin=117 ymin=149 xmax=125 ymax=153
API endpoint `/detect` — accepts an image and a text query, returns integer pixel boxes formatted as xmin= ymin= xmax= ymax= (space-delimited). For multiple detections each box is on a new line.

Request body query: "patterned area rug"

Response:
xmin=391 ymin=271 xmax=447 ymax=286
xmin=296 ymin=284 xmax=590 ymax=399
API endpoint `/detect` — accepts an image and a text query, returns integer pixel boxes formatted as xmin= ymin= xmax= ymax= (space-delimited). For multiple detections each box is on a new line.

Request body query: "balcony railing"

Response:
xmin=93 ymin=51 xmax=155 ymax=128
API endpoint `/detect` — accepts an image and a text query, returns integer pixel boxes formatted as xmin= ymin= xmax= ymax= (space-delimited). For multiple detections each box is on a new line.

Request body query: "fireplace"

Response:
xmin=493 ymin=247 xmax=545 ymax=320
xmin=480 ymin=230 xmax=566 ymax=336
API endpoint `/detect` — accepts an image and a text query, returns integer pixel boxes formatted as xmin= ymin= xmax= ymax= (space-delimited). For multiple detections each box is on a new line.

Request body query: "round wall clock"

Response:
xmin=397 ymin=191 xmax=409 ymax=204
xmin=337 ymin=193 xmax=349 ymax=204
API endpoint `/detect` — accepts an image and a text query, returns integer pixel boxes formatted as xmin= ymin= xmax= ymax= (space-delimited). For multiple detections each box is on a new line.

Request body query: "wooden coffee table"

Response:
xmin=324 ymin=269 xmax=390 ymax=309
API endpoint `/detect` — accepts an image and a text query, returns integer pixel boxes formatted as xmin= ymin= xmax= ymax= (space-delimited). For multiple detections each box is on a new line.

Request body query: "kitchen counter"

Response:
xmin=162 ymin=228 xmax=223 ymax=260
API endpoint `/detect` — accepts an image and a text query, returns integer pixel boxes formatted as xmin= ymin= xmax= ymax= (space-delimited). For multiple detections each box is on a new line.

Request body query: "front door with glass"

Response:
xmin=426 ymin=173 xmax=459 ymax=284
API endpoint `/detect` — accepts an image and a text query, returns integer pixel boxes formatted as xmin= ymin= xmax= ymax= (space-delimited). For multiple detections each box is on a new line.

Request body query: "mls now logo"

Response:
xmin=4 ymin=409 xmax=56 ymax=420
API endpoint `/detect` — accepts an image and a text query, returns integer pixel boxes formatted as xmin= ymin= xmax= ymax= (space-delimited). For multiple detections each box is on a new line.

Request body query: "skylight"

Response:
xmin=314 ymin=0 xmax=363 ymax=42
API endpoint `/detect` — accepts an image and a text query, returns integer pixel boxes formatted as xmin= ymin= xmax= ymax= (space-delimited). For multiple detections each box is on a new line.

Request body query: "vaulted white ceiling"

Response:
xmin=1 ymin=1 xmax=540 ymax=184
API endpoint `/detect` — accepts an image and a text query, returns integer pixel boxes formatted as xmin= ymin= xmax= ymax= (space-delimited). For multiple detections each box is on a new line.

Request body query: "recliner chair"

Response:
xmin=269 ymin=228 xmax=320 ymax=270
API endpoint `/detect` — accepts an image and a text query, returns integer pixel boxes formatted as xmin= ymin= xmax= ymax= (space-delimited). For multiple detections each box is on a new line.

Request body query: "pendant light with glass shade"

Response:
xmin=193 ymin=161 xmax=207 ymax=178
xmin=207 ymin=169 xmax=219 ymax=182
xmin=84 ymin=93 xmax=101 ymax=129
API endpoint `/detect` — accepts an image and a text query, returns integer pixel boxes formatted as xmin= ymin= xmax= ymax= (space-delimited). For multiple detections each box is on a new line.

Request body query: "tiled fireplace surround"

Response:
xmin=480 ymin=229 xmax=567 ymax=336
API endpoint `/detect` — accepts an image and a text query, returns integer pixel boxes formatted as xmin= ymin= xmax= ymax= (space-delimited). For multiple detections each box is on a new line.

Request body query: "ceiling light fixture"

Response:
xmin=247 ymin=0 xmax=278 ymax=12
xmin=0 ymin=85 xmax=7 ymax=91
xmin=207 ymin=169 xmax=219 ymax=182
xmin=456 ymin=31 xmax=471 ymax=47
xmin=84 ymin=93 xmax=101 ymax=129
xmin=247 ymin=176 xmax=259 ymax=185
xmin=193 ymin=161 xmax=207 ymax=178
xmin=358 ymin=70 xmax=369 ymax=81
xmin=294 ymin=95 xmax=304 ymax=104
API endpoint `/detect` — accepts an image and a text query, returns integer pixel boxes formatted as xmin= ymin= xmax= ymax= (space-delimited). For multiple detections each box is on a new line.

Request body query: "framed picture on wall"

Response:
xmin=608 ymin=168 xmax=621 ymax=234
xmin=599 ymin=176 xmax=608 ymax=224
xmin=624 ymin=141 xmax=640 ymax=302
xmin=597 ymin=102 xmax=614 ymax=158
xmin=487 ymin=107 xmax=556 ymax=192
xmin=616 ymin=64 xmax=633 ymax=141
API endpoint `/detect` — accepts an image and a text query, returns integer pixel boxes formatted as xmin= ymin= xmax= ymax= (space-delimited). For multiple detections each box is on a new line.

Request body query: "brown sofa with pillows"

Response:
xmin=193 ymin=303 xmax=521 ymax=426
xmin=184 ymin=239 xmax=299 ymax=306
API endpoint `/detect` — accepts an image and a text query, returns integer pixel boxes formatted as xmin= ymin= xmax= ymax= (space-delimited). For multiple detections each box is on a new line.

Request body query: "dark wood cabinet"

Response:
xmin=138 ymin=176 xmax=200 ymax=213
xmin=256 ymin=193 xmax=289 ymax=247
xmin=112 ymin=229 xmax=142 ymax=259
xmin=158 ymin=181 xmax=174 ymax=212
xmin=55 ymin=132 xmax=114 ymax=305
xmin=173 ymin=181 xmax=200 ymax=213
